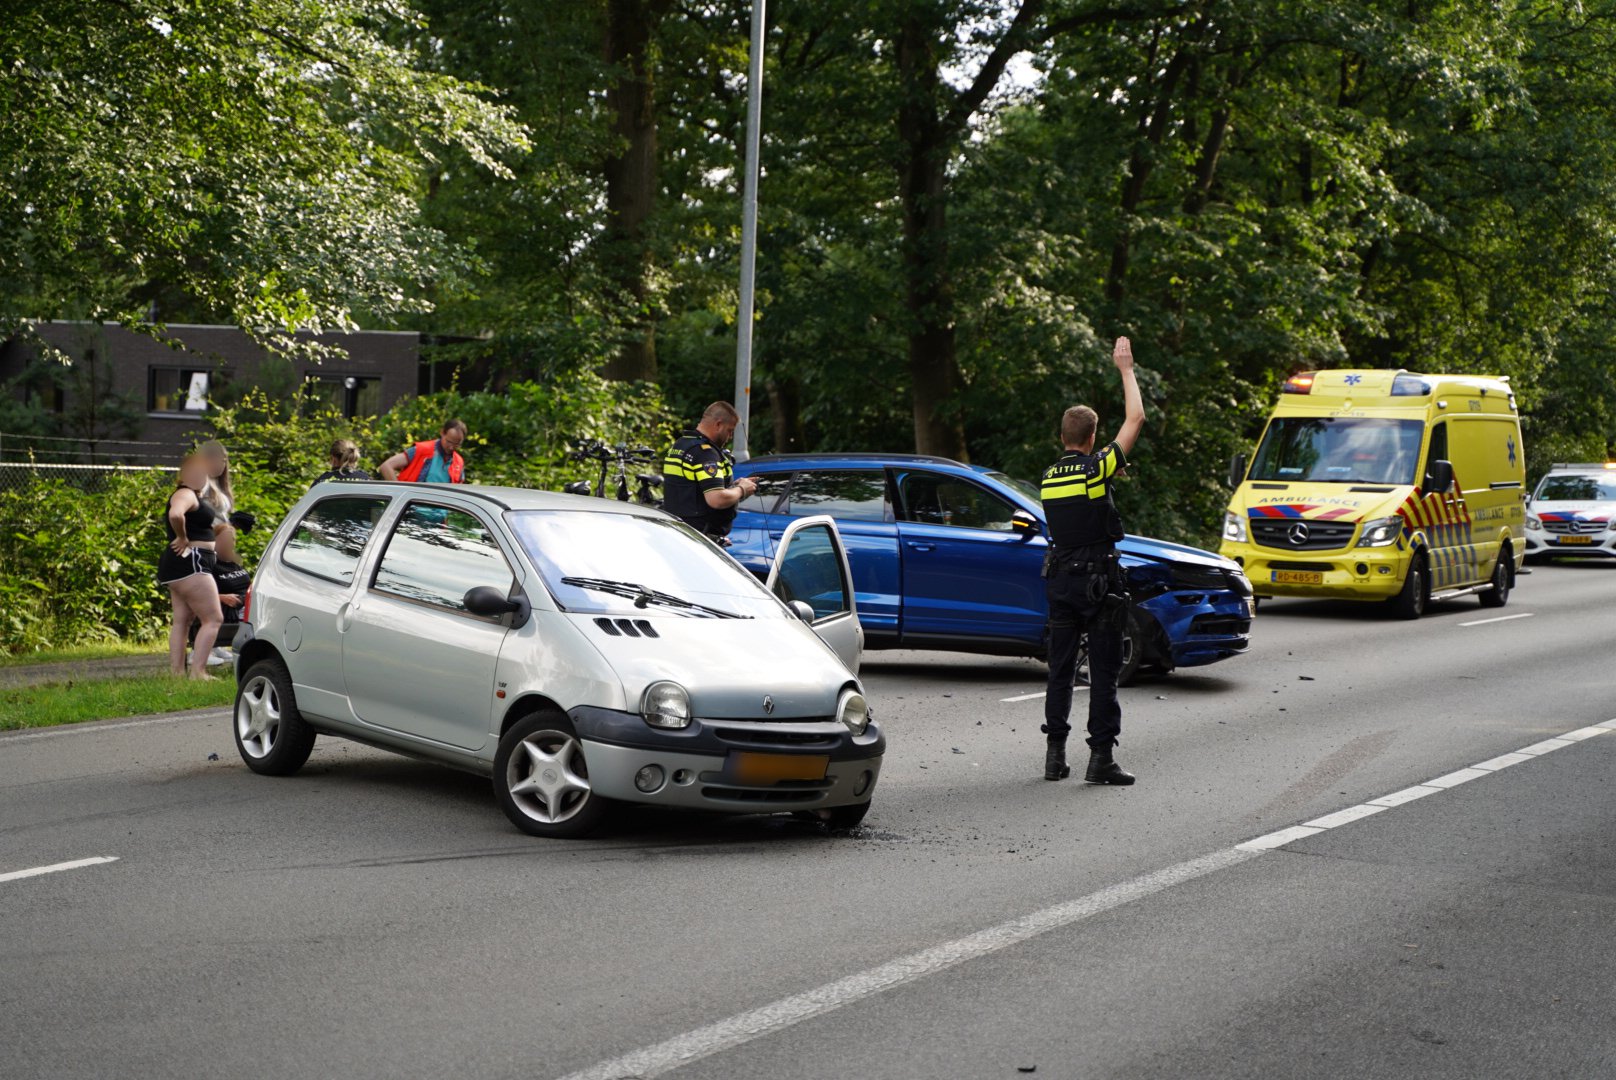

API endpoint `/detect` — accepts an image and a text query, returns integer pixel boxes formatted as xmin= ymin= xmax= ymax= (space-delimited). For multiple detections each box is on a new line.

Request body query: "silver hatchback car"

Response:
xmin=231 ymin=483 xmax=883 ymax=838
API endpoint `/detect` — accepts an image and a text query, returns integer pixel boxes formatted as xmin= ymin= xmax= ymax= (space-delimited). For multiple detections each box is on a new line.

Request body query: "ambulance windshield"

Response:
xmin=1250 ymin=418 xmax=1425 ymax=485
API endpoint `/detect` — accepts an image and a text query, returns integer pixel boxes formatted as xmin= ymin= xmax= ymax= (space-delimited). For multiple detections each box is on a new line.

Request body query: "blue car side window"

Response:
xmin=897 ymin=473 xmax=1016 ymax=531
xmin=787 ymin=471 xmax=890 ymax=522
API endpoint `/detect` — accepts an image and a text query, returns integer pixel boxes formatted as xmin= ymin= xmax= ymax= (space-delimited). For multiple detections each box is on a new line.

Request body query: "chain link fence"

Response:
xmin=0 ymin=430 xmax=184 ymax=497
xmin=0 ymin=461 xmax=168 ymax=497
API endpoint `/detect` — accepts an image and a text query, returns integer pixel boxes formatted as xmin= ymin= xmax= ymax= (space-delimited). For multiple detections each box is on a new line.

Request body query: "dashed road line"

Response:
xmin=1458 ymin=612 xmax=1534 ymax=627
xmin=0 ymin=856 xmax=119 ymax=884
xmin=1000 ymin=686 xmax=1087 ymax=703
xmin=556 ymin=716 xmax=1616 ymax=1080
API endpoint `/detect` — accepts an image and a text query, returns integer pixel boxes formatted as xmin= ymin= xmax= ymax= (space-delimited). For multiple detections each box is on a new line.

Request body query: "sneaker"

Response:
xmin=205 ymin=647 xmax=233 ymax=667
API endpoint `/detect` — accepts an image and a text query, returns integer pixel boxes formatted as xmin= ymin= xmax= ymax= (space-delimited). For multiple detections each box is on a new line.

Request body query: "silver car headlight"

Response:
xmin=1526 ymin=515 xmax=1541 ymax=530
xmin=641 ymin=681 xmax=691 ymax=729
xmin=837 ymin=689 xmax=869 ymax=736
xmin=1222 ymin=512 xmax=1248 ymax=543
xmin=1356 ymin=516 xmax=1402 ymax=548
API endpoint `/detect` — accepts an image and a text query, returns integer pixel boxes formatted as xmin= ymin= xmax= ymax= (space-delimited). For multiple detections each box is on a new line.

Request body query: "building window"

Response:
xmin=302 ymin=375 xmax=382 ymax=418
xmin=149 ymin=367 xmax=223 ymax=415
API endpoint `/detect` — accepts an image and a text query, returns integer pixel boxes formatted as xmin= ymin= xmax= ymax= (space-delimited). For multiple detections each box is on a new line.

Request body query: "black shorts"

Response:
xmin=158 ymin=547 xmax=217 ymax=586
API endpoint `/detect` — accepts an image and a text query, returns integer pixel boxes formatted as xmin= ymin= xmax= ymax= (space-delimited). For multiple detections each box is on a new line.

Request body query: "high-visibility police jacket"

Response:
xmin=662 ymin=429 xmax=736 ymax=536
xmin=1041 ymin=441 xmax=1127 ymax=552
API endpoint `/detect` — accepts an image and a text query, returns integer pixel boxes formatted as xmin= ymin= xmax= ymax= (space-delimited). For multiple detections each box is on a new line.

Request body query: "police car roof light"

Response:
xmin=1281 ymin=373 xmax=1314 ymax=394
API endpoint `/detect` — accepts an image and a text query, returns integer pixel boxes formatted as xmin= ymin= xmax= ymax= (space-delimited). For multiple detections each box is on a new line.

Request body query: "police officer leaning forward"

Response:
xmin=1040 ymin=336 xmax=1147 ymax=785
xmin=662 ymin=401 xmax=759 ymax=543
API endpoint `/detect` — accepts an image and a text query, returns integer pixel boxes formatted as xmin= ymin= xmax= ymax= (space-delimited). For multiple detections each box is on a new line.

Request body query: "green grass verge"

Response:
xmin=0 ymin=674 xmax=236 ymax=731
xmin=0 ymin=640 xmax=165 ymax=668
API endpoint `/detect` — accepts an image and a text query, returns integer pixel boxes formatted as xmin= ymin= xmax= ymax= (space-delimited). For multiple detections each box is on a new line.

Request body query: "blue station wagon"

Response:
xmin=727 ymin=454 xmax=1254 ymax=684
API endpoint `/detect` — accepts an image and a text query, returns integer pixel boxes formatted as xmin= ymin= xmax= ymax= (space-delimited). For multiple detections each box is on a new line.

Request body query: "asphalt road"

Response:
xmin=3 ymin=562 xmax=1613 ymax=1079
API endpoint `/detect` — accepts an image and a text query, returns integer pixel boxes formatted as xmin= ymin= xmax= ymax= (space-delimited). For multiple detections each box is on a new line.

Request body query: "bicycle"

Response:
xmin=560 ymin=439 xmax=664 ymax=507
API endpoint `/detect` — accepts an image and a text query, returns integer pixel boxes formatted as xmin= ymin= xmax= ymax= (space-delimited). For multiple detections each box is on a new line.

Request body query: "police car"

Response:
xmin=1525 ymin=463 xmax=1616 ymax=562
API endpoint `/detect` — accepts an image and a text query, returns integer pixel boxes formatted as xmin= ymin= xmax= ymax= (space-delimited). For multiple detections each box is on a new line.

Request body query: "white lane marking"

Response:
xmin=1561 ymin=725 xmax=1609 ymax=742
xmin=1367 ymin=785 xmax=1442 ymax=808
xmin=0 ymin=709 xmax=228 ymax=743
xmin=1458 ymin=613 xmax=1534 ymax=627
xmin=0 ymin=856 xmax=118 ymax=884
xmin=1518 ymin=737 xmax=1573 ymax=756
xmin=1425 ymin=767 xmax=1490 ymax=789
xmin=1236 ymin=825 xmax=1323 ymax=851
xmin=1472 ymin=752 xmax=1532 ymax=772
xmin=554 ymin=847 xmax=1258 ymax=1080
xmin=554 ymin=718 xmax=1616 ymax=1080
xmin=1000 ymin=687 xmax=1087 ymax=703
xmin=1304 ymin=803 xmax=1389 ymax=829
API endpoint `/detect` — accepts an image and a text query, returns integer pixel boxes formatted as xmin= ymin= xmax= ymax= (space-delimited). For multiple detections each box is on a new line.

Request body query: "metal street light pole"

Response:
xmin=732 ymin=0 xmax=766 ymax=461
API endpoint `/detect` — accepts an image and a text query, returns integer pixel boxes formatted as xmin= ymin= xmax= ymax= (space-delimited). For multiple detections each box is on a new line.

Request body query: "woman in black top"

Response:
xmin=313 ymin=438 xmax=370 ymax=485
xmin=160 ymin=455 xmax=224 ymax=680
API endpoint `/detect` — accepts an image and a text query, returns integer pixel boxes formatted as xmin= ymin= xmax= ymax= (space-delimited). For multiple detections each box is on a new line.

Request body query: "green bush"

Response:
xmin=1 ymin=374 xmax=680 ymax=654
xmin=0 ymin=469 xmax=173 ymax=652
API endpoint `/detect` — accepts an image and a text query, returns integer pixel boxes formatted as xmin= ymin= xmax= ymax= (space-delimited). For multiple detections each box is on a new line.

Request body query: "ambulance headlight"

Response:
xmin=1222 ymin=512 xmax=1248 ymax=543
xmin=1356 ymin=516 xmax=1402 ymax=548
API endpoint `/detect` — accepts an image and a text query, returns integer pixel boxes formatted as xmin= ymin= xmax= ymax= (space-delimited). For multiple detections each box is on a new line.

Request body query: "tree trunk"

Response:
xmin=600 ymin=0 xmax=662 ymax=382
xmin=897 ymin=16 xmax=968 ymax=461
xmin=767 ymin=376 xmax=807 ymax=453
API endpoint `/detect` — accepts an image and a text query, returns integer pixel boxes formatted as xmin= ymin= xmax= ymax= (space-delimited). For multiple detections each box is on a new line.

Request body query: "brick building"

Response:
xmin=0 ymin=322 xmax=418 ymax=463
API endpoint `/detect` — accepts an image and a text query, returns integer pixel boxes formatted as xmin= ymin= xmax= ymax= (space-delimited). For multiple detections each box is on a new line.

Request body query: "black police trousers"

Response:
xmin=1041 ymin=560 xmax=1124 ymax=749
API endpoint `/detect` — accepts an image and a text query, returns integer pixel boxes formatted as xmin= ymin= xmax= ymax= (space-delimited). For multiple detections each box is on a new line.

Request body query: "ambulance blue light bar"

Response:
xmin=1390 ymin=374 xmax=1431 ymax=396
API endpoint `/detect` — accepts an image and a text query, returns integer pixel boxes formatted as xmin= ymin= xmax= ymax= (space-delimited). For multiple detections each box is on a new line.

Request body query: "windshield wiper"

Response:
xmin=560 ymin=576 xmax=747 ymax=619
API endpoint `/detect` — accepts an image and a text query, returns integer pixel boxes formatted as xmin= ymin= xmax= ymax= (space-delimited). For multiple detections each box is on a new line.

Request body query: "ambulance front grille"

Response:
xmin=1250 ymin=519 xmax=1357 ymax=551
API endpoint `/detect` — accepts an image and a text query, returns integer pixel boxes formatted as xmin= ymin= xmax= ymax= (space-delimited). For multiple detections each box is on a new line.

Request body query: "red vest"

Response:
xmin=397 ymin=439 xmax=464 ymax=483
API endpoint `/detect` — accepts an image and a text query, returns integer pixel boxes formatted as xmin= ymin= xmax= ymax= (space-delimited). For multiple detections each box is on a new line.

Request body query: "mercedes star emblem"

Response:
xmin=1287 ymin=522 xmax=1311 ymax=546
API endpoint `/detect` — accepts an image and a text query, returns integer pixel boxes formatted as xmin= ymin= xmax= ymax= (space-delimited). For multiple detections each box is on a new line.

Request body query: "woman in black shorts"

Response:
xmin=159 ymin=455 xmax=224 ymax=679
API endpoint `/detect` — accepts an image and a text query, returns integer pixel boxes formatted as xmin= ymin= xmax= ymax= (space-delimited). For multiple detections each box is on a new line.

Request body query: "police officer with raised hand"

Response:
xmin=1040 ymin=336 xmax=1147 ymax=785
xmin=662 ymin=401 xmax=758 ymax=544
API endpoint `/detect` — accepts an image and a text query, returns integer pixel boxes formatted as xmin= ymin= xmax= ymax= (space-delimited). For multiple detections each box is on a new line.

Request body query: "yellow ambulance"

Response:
xmin=1219 ymin=370 xmax=1526 ymax=619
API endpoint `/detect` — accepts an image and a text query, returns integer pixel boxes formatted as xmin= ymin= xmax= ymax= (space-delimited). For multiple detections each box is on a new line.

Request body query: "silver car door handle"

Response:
xmin=336 ymin=601 xmax=354 ymax=633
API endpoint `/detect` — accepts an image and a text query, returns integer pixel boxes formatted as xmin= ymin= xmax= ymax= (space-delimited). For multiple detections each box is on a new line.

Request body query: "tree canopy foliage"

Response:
xmin=6 ymin=0 xmax=1616 ymax=544
xmin=0 ymin=0 xmax=527 ymax=350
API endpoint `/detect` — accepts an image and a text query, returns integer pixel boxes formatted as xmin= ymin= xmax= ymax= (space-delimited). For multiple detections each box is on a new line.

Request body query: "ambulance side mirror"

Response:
xmin=1010 ymin=510 xmax=1040 ymax=541
xmin=1424 ymin=459 xmax=1455 ymax=495
xmin=1227 ymin=453 xmax=1248 ymax=489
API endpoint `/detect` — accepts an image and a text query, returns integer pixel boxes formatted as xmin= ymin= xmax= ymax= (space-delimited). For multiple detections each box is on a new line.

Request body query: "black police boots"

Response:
xmin=1085 ymin=746 xmax=1136 ymax=785
xmin=1044 ymin=738 xmax=1071 ymax=781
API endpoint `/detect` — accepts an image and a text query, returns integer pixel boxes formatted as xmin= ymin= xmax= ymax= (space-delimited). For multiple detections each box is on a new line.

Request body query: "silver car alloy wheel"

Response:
xmin=506 ymin=731 xmax=592 ymax=824
xmin=236 ymin=675 xmax=282 ymax=759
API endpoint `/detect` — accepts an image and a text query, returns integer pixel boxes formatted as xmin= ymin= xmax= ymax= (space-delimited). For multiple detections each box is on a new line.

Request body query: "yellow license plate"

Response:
xmin=1272 ymin=570 xmax=1324 ymax=585
xmin=728 ymin=752 xmax=829 ymax=784
xmin=1556 ymin=535 xmax=1593 ymax=545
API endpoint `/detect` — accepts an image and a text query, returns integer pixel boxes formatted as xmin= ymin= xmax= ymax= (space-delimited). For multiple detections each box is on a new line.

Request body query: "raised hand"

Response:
xmin=1112 ymin=336 xmax=1134 ymax=372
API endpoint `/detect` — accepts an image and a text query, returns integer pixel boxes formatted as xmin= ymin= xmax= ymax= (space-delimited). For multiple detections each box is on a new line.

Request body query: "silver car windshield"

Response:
xmin=510 ymin=510 xmax=778 ymax=619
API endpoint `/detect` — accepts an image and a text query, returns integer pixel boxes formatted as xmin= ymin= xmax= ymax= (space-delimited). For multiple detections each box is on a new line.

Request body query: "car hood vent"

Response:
xmin=594 ymin=617 xmax=659 ymax=639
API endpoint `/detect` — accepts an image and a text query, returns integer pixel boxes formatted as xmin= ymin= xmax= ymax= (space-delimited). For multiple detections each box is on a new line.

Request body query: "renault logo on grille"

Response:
xmin=1287 ymin=522 xmax=1311 ymax=546
xmin=763 ymin=695 xmax=774 ymax=715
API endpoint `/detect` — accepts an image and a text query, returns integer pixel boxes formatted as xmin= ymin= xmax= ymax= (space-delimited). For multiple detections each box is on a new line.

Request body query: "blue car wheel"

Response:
xmin=1074 ymin=608 xmax=1143 ymax=688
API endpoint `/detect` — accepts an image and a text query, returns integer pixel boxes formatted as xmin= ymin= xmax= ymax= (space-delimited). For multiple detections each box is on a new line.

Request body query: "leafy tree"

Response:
xmin=0 ymin=0 xmax=528 ymax=353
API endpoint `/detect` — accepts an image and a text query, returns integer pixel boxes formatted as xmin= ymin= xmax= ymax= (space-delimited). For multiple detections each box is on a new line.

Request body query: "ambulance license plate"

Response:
xmin=727 ymin=752 xmax=829 ymax=784
xmin=1556 ymin=535 xmax=1593 ymax=545
xmin=1272 ymin=570 xmax=1323 ymax=585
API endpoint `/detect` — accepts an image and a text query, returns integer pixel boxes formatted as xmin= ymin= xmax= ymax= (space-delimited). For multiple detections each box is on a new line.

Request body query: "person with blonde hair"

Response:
xmin=158 ymin=454 xmax=224 ymax=679
xmin=197 ymin=438 xmax=234 ymax=518
xmin=313 ymin=437 xmax=370 ymax=484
